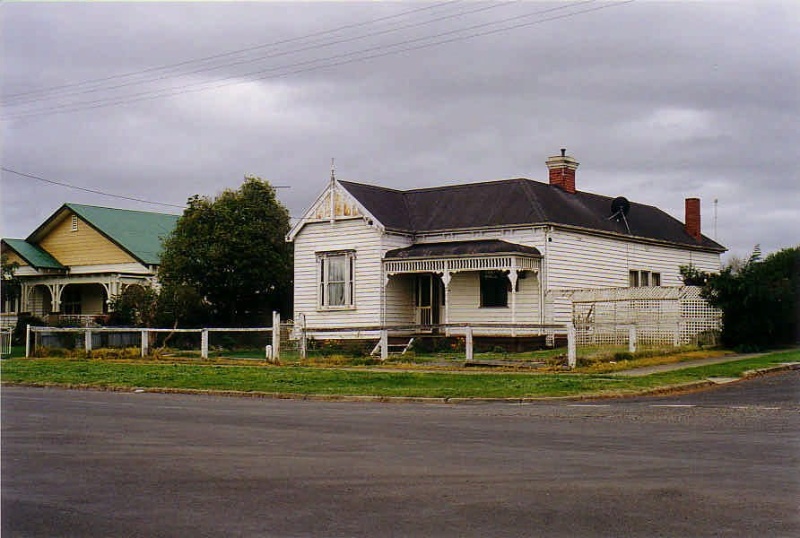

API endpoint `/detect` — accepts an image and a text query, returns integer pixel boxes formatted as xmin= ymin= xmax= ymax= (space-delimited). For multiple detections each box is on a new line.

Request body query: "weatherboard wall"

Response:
xmin=543 ymin=228 xmax=722 ymax=326
xmin=2 ymin=249 xmax=28 ymax=267
xmin=37 ymin=214 xmax=137 ymax=267
xmin=407 ymin=225 xmax=721 ymax=328
xmin=382 ymin=233 xmax=415 ymax=326
xmin=292 ymin=218 xmax=386 ymax=330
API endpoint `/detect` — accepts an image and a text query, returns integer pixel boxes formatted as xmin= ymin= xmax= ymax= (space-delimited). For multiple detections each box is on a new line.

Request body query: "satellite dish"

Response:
xmin=609 ymin=196 xmax=632 ymax=234
xmin=610 ymin=196 xmax=630 ymax=218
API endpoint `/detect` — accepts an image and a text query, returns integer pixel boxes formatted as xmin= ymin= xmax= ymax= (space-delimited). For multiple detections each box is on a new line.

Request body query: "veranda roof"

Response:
xmin=1 ymin=238 xmax=64 ymax=270
xmin=385 ymin=239 xmax=541 ymax=260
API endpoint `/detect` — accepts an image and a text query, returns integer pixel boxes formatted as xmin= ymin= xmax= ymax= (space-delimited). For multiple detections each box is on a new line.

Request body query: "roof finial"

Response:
xmin=330 ymin=157 xmax=336 ymax=183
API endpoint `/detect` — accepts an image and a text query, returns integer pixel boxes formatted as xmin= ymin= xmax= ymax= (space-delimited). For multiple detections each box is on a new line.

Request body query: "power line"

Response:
xmin=2 ymin=0 xmax=467 ymax=103
xmin=2 ymin=167 xmax=187 ymax=209
xmin=5 ymin=0 xmax=517 ymax=107
xmin=3 ymin=1 xmax=633 ymax=121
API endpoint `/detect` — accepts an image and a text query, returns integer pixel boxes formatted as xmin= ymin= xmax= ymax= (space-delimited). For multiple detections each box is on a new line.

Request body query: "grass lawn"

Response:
xmin=2 ymin=349 xmax=797 ymax=399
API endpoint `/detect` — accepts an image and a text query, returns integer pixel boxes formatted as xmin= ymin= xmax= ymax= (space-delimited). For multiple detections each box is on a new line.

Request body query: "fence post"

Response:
xmin=85 ymin=330 xmax=92 ymax=353
xmin=201 ymin=329 xmax=209 ymax=359
xmin=380 ymin=330 xmax=388 ymax=361
xmin=567 ymin=324 xmax=576 ymax=369
xmin=299 ymin=315 xmax=307 ymax=359
xmin=465 ymin=325 xmax=473 ymax=361
xmin=141 ymin=330 xmax=149 ymax=357
xmin=629 ymin=326 xmax=637 ymax=353
xmin=272 ymin=311 xmax=280 ymax=361
xmin=25 ymin=324 xmax=31 ymax=358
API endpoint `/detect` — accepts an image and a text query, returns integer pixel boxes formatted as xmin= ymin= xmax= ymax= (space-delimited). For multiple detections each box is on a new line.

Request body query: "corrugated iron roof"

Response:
xmin=24 ymin=203 xmax=180 ymax=266
xmin=385 ymin=239 xmax=542 ymax=260
xmin=339 ymin=178 xmax=726 ymax=252
xmin=1 ymin=238 xmax=65 ymax=270
xmin=65 ymin=204 xmax=179 ymax=265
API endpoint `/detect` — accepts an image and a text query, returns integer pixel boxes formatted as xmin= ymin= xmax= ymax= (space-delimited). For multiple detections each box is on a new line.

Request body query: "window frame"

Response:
xmin=317 ymin=250 xmax=356 ymax=310
xmin=629 ymin=270 xmax=662 ymax=288
xmin=479 ymin=270 xmax=510 ymax=308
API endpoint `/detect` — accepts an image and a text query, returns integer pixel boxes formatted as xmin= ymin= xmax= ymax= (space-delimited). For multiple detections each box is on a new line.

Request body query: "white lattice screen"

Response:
xmin=568 ymin=286 xmax=721 ymax=348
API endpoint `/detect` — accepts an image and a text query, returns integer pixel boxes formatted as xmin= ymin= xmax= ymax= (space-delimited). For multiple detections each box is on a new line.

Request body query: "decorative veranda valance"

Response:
xmin=383 ymin=239 xmax=541 ymax=276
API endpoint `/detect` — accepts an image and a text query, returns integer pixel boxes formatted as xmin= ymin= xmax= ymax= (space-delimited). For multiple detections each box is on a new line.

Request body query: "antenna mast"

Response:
xmin=713 ymin=198 xmax=718 ymax=240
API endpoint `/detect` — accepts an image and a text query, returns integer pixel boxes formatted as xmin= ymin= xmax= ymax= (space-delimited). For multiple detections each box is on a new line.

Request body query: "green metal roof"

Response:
xmin=64 ymin=204 xmax=180 ymax=265
xmin=1 ymin=238 xmax=65 ymax=269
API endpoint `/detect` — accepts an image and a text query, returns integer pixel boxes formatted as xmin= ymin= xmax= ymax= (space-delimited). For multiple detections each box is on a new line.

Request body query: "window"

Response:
xmin=480 ymin=271 xmax=509 ymax=307
xmin=318 ymin=251 xmax=355 ymax=308
xmin=71 ymin=215 xmax=78 ymax=232
xmin=629 ymin=270 xmax=661 ymax=287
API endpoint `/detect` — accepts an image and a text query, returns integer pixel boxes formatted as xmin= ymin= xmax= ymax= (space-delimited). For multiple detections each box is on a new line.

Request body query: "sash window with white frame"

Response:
xmin=318 ymin=251 xmax=355 ymax=308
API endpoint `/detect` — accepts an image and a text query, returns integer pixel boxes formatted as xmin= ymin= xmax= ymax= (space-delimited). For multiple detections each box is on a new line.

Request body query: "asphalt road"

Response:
xmin=3 ymin=371 xmax=799 ymax=537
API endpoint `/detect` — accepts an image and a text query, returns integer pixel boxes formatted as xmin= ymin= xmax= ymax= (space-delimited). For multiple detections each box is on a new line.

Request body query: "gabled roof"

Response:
xmin=339 ymin=179 xmax=726 ymax=252
xmin=27 ymin=203 xmax=180 ymax=265
xmin=1 ymin=238 xmax=65 ymax=270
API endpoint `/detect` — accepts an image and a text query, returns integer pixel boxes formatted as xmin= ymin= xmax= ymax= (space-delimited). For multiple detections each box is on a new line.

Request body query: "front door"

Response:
xmin=415 ymin=274 xmax=444 ymax=327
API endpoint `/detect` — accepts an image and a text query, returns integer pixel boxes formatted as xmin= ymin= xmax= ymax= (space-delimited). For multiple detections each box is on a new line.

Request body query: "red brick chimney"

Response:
xmin=685 ymin=198 xmax=702 ymax=241
xmin=546 ymin=148 xmax=579 ymax=194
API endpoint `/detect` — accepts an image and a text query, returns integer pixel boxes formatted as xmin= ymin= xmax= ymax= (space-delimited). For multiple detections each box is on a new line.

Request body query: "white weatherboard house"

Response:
xmin=287 ymin=151 xmax=726 ymax=342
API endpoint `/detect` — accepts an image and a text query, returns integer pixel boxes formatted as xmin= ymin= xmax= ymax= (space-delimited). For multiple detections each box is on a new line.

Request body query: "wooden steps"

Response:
xmin=370 ymin=337 xmax=415 ymax=357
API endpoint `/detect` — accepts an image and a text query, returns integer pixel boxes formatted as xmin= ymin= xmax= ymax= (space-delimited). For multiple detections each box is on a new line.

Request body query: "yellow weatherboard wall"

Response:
xmin=2 ymin=249 xmax=28 ymax=266
xmin=38 ymin=212 xmax=136 ymax=266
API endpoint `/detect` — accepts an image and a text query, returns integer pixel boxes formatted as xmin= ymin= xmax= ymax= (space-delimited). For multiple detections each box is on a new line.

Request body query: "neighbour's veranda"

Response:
xmin=2 ymin=150 xmax=725 ymax=366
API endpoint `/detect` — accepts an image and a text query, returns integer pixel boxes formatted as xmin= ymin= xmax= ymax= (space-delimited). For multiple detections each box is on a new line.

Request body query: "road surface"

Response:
xmin=3 ymin=371 xmax=798 ymax=537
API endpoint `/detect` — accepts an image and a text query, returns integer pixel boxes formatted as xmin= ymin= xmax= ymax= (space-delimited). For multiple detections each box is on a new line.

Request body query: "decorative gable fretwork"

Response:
xmin=311 ymin=188 xmax=363 ymax=221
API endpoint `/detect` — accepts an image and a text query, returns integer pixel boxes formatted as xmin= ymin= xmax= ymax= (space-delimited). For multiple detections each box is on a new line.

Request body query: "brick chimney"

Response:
xmin=546 ymin=148 xmax=579 ymax=194
xmin=685 ymin=198 xmax=702 ymax=241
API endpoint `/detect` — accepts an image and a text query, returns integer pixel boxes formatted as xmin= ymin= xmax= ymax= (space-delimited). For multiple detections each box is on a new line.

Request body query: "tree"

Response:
xmin=1 ymin=254 xmax=21 ymax=308
xmin=158 ymin=176 xmax=292 ymax=326
xmin=107 ymin=285 xmax=160 ymax=327
xmin=688 ymin=246 xmax=800 ymax=349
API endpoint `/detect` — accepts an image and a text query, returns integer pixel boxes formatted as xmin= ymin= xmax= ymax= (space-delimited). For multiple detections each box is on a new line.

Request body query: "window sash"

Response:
xmin=630 ymin=270 xmax=662 ymax=288
xmin=318 ymin=252 xmax=355 ymax=308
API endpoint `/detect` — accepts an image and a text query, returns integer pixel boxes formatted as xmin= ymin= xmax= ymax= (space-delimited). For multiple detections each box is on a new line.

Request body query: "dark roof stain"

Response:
xmin=339 ymin=178 xmax=725 ymax=251
xmin=385 ymin=239 xmax=542 ymax=260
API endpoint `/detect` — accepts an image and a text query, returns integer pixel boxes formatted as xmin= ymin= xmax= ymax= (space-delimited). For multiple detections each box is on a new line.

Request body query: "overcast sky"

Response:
xmin=2 ymin=1 xmax=798 ymax=261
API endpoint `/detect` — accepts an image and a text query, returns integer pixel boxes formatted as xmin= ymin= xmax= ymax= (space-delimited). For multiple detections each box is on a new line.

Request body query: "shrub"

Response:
xmin=700 ymin=246 xmax=799 ymax=349
xmin=12 ymin=314 xmax=46 ymax=345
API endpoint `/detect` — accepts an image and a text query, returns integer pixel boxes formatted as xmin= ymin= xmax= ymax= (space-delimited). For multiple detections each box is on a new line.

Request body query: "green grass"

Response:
xmin=2 ymin=349 xmax=797 ymax=399
xmin=3 ymin=346 xmax=26 ymax=359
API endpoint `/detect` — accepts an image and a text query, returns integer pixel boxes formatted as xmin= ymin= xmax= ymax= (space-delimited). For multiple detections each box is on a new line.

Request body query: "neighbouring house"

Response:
xmin=287 ymin=150 xmax=726 ymax=344
xmin=1 ymin=203 xmax=179 ymax=328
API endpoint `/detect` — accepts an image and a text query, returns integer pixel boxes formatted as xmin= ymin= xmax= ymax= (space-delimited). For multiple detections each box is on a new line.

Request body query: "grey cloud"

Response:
xmin=2 ymin=1 xmax=798 ymax=261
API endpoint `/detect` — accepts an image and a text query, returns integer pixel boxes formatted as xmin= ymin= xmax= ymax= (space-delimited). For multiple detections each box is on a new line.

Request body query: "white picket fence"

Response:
xmin=0 ymin=328 xmax=11 ymax=358
xmin=25 ymin=312 xmax=283 ymax=361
